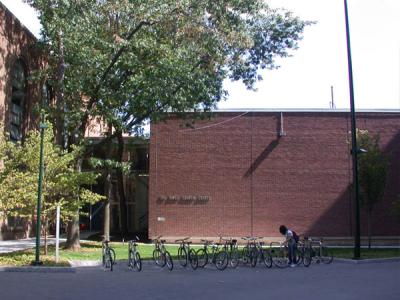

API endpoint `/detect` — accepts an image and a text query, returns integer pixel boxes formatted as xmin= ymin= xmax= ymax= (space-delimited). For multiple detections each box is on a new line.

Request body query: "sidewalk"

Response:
xmin=0 ymin=231 xmax=95 ymax=254
xmin=0 ymin=237 xmax=66 ymax=254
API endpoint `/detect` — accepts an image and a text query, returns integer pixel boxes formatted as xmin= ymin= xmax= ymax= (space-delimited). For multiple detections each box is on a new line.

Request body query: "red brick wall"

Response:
xmin=149 ymin=111 xmax=400 ymax=239
xmin=0 ymin=2 xmax=43 ymax=132
xmin=0 ymin=3 xmax=44 ymax=240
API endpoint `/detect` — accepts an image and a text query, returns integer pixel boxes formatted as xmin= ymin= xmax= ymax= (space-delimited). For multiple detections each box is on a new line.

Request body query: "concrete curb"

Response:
xmin=69 ymin=260 xmax=101 ymax=267
xmin=333 ymin=257 xmax=400 ymax=264
xmin=2 ymin=257 xmax=399 ymax=272
xmin=0 ymin=266 xmax=75 ymax=273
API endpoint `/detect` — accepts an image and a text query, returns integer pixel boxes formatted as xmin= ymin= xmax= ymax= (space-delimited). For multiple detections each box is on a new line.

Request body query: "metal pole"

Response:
xmin=55 ymin=204 xmax=60 ymax=263
xmin=33 ymin=120 xmax=46 ymax=265
xmin=344 ymin=0 xmax=361 ymax=259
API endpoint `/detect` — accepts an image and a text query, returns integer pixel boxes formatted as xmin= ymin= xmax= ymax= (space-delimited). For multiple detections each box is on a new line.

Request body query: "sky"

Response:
xmin=1 ymin=0 xmax=400 ymax=110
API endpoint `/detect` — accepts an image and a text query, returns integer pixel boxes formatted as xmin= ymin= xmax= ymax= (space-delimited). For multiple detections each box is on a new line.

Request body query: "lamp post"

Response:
xmin=32 ymin=115 xmax=47 ymax=266
xmin=344 ymin=0 xmax=361 ymax=259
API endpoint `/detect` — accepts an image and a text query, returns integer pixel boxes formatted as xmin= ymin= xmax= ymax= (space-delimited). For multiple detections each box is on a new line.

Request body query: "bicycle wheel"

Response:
xmin=321 ymin=246 xmax=333 ymax=264
xmin=196 ymin=249 xmax=208 ymax=268
xmin=109 ymin=248 xmax=115 ymax=271
xmin=134 ymin=252 xmax=142 ymax=271
xmin=294 ymin=248 xmax=303 ymax=266
xmin=215 ymin=251 xmax=228 ymax=271
xmin=272 ymin=246 xmax=289 ymax=268
xmin=104 ymin=253 xmax=111 ymax=270
xmin=178 ymin=246 xmax=188 ymax=267
xmin=262 ymin=249 xmax=273 ymax=268
xmin=110 ymin=248 xmax=116 ymax=263
xmin=229 ymin=248 xmax=239 ymax=268
xmin=102 ymin=252 xmax=109 ymax=269
xmin=153 ymin=248 xmax=166 ymax=267
xmin=241 ymin=246 xmax=250 ymax=265
xmin=302 ymin=247 xmax=312 ymax=267
xmin=128 ymin=249 xmax=134 ymax=269
xmin=189 ymin=249 xmax=198 ymax=270
xmin=165 ymin=251 xmax=174 ymax=271
xmin=250 ymin=248 xmax=258 ymax=268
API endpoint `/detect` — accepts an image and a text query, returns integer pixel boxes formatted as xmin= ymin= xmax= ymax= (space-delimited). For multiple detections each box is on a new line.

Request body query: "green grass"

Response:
xmin=0 ymin=242 xmax=196 ymax=266
xmin=0 ymin=248 xmax=70 ymax=267
xmin=59 ymin=242 xmax=201 ymax=261
xmin=329 ymin=248 xmax=400 ymax=260
xmin=0 ymin=242 xmax=399 ymax=266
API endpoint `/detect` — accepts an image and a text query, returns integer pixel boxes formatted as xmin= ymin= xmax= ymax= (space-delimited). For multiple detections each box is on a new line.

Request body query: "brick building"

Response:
xmin=0 ymin=2 xmax=44 ymax=240
xmin=0 ymin=3 xmax=148 ymax=240
xmin=0 ymin=2 xmax=43 ymax=141
xmin=149 ymin=110 xmax=400 ymax=242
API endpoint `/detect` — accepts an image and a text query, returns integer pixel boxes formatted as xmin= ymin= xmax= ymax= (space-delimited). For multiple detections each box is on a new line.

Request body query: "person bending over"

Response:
xmin=279 ymin=225 xmax=299 ymax=267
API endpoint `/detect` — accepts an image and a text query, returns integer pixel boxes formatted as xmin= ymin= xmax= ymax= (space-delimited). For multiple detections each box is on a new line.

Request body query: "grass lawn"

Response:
xmin=0 ymin=242 xmax=399 ymax=266
xmin=329 ymin=248 xmax=400 ymax=260
xmin=0 ymin=242 xmax=193 ymax=266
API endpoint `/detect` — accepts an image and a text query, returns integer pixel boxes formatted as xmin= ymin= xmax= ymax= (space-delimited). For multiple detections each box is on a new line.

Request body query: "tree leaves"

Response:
xmin=0 ymin=122 xmax=104 ymax=222
xmin=25 ymin=0 xmax=311 ymax=137
xmin=356 ymin=129 xmax=389 ymax=211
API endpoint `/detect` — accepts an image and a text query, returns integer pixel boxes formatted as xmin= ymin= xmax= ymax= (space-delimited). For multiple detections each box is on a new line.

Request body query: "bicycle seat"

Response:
xmin=201 ymin=239 xmax=212 ymax=243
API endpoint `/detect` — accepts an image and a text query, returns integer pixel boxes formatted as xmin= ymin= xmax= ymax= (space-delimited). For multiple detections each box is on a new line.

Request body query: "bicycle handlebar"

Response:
xmin=175 ymin=237 xmax=190 ymax=243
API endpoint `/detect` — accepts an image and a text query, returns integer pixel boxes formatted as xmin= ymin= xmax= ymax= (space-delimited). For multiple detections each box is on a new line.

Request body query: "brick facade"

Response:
xmin=0 ymin=2 xmax=42 ymax=132
xmin=149 ymin=111 xmax=400 ymax=240
xmin=0 ymin=3 xmax=43 ymax=240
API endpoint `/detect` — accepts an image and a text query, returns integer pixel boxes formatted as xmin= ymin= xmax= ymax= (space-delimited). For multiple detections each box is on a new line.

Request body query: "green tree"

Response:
xmin=0 ymin=123 xmax=104 ymax=251
xmin=357 ymin=129 xmax=389 ymax=249
xmin=25 ymin=0 xmax=312 ymax=248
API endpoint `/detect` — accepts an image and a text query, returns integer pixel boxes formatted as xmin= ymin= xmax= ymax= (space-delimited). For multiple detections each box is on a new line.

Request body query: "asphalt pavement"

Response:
xmin=0 ymin=260 xmax=399 ymax=300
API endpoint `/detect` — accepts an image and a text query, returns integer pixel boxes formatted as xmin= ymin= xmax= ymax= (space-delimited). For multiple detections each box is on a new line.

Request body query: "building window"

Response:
xmin=10 ymin=59 xmax=27 ymax=141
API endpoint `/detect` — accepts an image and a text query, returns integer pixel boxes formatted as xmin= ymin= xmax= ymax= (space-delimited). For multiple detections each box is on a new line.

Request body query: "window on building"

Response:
xmin=10 ymin=59 xmax=27 ymax=141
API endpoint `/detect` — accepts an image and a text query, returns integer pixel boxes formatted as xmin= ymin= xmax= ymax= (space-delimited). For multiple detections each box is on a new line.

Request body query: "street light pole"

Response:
xmin=32 ymin=115 xmax=47 ymax=266
xmin=344 ymin=0 xmax=361 ymax=259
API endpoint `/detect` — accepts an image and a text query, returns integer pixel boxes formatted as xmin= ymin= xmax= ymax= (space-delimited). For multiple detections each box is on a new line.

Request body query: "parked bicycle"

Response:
xmin=221 ymin=237 xmax=239 ymax=268
xmin=270 ymin=238 xmax=312 ymax=268
xmin=294 ymin=237 xmax=312 ymax=267
xmin=252 ymin=239 xmax=273 ymax=268
xmin=152 ymin=236 xmax=173 ymax=271
xmin=128 ymin=236 xmax=142 ymax=271
xmin=196 ymin=239 xmax=228 ymax=270
xmin=241 ymin=236 xmax=259 ymax=267
xmin=307 ymin=237 xmax=333 ymax=264
xmin=176 ymin=237 xmax=198 ymax=270
xmin=102 ymin=240 xmax=116 ymax=271
xmin=269 ymin=241 xmax=289 ymax=268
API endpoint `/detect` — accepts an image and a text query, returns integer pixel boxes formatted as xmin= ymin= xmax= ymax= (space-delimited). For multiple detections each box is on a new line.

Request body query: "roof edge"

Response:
xmin=213 ymin=108 xmax=400 ymax=113
xmin=0 ymin=1 xmax=38 ymax=41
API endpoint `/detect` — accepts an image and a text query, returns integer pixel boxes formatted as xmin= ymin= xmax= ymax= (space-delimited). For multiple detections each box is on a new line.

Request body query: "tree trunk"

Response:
xmin=116 ymin=130 xmax=128 ymax=237
xmin=103 ymin=171 xmax=112 ymax=241
xmin=55 ymin=30 xmax=65 ymax=147
xmin=65 ymin=158 xmax=83 ymax=250
xmin=65 ymin=215 xmax=80 ymax=250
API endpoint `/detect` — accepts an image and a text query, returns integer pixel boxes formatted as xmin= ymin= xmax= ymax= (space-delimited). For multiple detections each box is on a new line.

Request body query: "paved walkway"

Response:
xmin=0 ymin=231 xmax=95 ymax=253
xmin=0 ymin=237 xmax=66 ymax=253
